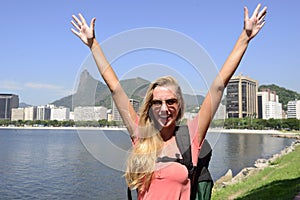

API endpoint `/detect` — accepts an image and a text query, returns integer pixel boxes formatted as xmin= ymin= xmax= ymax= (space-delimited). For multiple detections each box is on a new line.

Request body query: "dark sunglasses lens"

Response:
xmin=152 ymin=99 xmax=177 ymax=107
xmin=166 ymin=99 xmax=177 ymax=105
xmin=152 ymin=100 xmax=162 ymax=106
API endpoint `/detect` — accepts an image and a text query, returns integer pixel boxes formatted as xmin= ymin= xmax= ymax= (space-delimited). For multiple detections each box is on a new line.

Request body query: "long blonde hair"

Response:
xmin=125 ymin=76 xmax=184 ymax=191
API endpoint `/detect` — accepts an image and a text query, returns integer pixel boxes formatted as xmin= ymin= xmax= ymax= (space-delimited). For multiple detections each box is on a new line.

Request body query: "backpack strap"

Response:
xmin=174 ymin=125 xmax=195 ymax=180
xmin=127 ymin=187 xmax=132 ymax=200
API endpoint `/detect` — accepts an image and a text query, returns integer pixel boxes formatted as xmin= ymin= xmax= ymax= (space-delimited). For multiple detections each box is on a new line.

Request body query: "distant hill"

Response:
xmin=259 ymin=84 xmax=300 ymax=111
xmin=19 ymin=102 xmax=32 ymax=108
xmin=52 ymin=70 xmax=204 ymax=111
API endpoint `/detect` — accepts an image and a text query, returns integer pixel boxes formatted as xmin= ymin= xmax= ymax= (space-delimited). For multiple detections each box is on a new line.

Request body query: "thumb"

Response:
xmin=90 ymin=18 xmax=96 ymax=30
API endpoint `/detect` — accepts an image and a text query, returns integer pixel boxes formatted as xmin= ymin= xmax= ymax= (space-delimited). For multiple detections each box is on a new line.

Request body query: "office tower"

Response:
xmin=226 ymin=75 xmax=258 ymax=118
xmin=37 ymin=105 xmax=51 ymax=120
xmin=0 ymin=94 xmax=19 ymax=120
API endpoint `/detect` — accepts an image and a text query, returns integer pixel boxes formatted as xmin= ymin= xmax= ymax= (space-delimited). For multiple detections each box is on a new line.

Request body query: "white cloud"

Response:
xmin=25 ymin=82 xmax=64 ymax=90
xmin=0 ymin=80 xmax=22 ymax=90
xmin=25 ymin=82 xmax=75 ymax=96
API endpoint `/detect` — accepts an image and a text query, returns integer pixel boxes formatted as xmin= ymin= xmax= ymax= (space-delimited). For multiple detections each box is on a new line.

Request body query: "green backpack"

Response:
xmin=175 ymin=125 xmax=213 ymax=200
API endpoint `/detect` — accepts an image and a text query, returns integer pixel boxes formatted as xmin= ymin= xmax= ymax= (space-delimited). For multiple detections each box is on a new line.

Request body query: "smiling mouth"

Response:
xmin=158 ymin=115 xmax=172 ymax=125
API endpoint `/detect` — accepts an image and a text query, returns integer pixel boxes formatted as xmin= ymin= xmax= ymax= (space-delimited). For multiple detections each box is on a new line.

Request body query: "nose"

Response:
xmin=160 ymin=101 xmax=168 ymax=112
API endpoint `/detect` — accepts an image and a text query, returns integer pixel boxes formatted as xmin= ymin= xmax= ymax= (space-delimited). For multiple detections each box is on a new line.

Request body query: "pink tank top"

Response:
xmin=132 ymin=116 xmax=200 ymax=200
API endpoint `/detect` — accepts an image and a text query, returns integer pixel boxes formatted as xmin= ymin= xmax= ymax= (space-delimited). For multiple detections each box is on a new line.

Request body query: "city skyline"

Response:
xmin=8 ymin=71 xmax=300 ymax=108
xmin=1 ymin=1 xmax=299 ymax=106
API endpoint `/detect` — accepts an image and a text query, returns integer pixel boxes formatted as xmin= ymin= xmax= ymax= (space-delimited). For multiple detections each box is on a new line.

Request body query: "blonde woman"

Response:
xmin=71 ymin=4 xmax=267 ymax=199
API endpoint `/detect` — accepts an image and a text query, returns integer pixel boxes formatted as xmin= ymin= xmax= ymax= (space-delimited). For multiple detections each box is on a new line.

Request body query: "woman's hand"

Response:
xmin=71 ymin=13 xmax=96 ymax=48
xmin=244 ymin=4 xmax=267 ymax=40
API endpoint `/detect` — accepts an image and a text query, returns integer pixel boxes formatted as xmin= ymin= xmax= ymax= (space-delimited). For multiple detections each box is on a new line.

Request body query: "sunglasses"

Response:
xmin=151 ymin=98 xmax=178 ymax=108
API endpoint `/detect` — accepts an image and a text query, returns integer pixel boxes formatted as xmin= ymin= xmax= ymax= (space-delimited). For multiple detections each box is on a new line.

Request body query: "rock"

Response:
xmin=254 ymin=158 xmax=269 ymax=168
xmin=232 ymin=167 xmax=260 ymax=183
xmin=214 ymin=169 xmax=233 ymax=188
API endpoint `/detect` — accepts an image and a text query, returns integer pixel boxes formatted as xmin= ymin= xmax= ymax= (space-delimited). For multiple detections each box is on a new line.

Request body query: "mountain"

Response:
xmin=19 ymin=102 xmax=32 ymax=108
xmin=52 ymin=70 xmax=204 ymax=111
xmin=259 ymin=84 xmax=300 ymax=111
xmin=52 ymin=71 xmax=300 ymax=113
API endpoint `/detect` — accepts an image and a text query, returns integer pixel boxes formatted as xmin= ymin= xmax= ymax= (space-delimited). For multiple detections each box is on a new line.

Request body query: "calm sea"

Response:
xmin=0 ymin=128 xmax=295 ymax=200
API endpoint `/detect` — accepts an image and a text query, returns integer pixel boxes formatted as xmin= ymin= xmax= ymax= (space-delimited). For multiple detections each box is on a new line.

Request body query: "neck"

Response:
xmin=160 ymin=123 xmax=176 ymax=141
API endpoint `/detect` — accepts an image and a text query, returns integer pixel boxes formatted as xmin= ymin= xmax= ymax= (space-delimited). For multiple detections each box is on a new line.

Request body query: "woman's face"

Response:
xmin=150 ymin=86 xmax=180 ymax=129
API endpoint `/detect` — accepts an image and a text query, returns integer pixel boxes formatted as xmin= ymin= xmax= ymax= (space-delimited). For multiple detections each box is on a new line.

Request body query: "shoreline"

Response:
xmin=0 ymin=126 xmax=127 ymax=131
xmin=208 ymin=128 xmax=300 ymax=139
xmin=213 ymin=140 xmax=300 ymax=198
xmin=217 ymin=128 xmax=282 ymax=134
xmin=1 ymin=126 xmax=299 ymax=135
xmin=214 ymin=140 xmax=300 ymax=187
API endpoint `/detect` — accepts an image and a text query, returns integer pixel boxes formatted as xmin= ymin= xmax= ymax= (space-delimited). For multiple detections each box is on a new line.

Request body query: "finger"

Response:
xmin=71 ymin=28 xmax=80 ymax=38
xmin=244 ymin=6 xmax=249 ymax=21
xmin=71 ymin=20 xmax=80 ymax=30
xmin=90 ymin=17 xmax=96 ymax=30
xmin=257 ymin=6 xmax=267 ymax=20
xmin=79 ymin=13 xmax=87 ymax=26
xmin=258 ymin=14 xmax=266 ymax=25
xmin=251 ymin=3 xmax=261 ymax=18
xmin=258 ymin=20 xmax=266 ymax=29
xmin=72 ymin=14 xmax=82 ymax=26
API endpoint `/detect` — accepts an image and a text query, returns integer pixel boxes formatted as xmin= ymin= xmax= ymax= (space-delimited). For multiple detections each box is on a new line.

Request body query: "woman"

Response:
xmin=71 ymin=4 xmax=267 ymax=199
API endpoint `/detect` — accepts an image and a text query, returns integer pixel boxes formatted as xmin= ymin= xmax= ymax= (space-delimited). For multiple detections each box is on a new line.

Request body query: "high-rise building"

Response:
xmin=257 ymin=89 xmax=282 ymax=119
xmin=0 ymin=94 xmax=19 ymax=120
xmin=112 ymin=98 xmax=140 ymax=121
xmin=287 ymin=100 xmax=300 ymax=119
xmin=226 ymin=75 xmax=258 ymax=118
xmin=36 ymin=105 xmax=51 ymax=120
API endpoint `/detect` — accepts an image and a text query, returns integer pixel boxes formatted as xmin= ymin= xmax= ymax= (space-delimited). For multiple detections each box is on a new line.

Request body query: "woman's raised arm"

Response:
xmin=71 ymin=13 xmax=138 ymax=137
xmin=196 ymin=4 xmax=267 ymax=144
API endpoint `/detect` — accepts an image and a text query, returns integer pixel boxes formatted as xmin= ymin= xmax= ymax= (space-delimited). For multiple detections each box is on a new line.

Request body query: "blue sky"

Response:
xmin=1 ymin=0 xmax=299 ymax=106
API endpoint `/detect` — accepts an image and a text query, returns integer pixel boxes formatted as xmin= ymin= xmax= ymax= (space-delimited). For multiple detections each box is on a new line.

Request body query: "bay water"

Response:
xmin=0 ymin=128 xmax=294 ymax=199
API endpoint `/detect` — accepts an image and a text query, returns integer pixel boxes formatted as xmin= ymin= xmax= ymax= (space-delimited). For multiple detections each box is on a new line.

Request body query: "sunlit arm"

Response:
xmin=196 ymin=4 xmax=267 ymax=144
xmin=90 ymin=39 xmax=138 ymax=136
xmin=71 ymin=14 xmax=137 ymax=137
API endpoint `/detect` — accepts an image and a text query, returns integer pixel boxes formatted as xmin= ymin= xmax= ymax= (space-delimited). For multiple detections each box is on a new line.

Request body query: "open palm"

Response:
xmin=71 ymin=13 xmax=96 ymax=47
xmin=244 ymin=4 xmax=267 ymax=40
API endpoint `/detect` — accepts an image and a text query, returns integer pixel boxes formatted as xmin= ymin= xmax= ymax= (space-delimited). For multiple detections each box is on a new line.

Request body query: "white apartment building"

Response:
xmin=24 ymin=106 xmax=37 ymax=121
xmin=74 ymin=106 xmax=107 ymax=121
xmin=50 ymin=107 xmax=70 ymax=121
xmin=287 ymin=100 xmax=300 ymax=119
xmin=11 ymin=108 xmax=24 ymax=121
xmin=257 ymin=90 xmax=282 ymax=119
xmin=36 ymin=105 xmax=51 ymax=120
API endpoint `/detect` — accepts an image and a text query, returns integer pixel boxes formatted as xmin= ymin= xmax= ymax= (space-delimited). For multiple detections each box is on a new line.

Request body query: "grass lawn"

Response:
xmin=212 ymin=143 xmax=300 ymax=200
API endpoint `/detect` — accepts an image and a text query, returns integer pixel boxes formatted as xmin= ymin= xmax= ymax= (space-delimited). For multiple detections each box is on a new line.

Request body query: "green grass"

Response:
xmin=212 ymin=144 xmax=300 ymax=200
